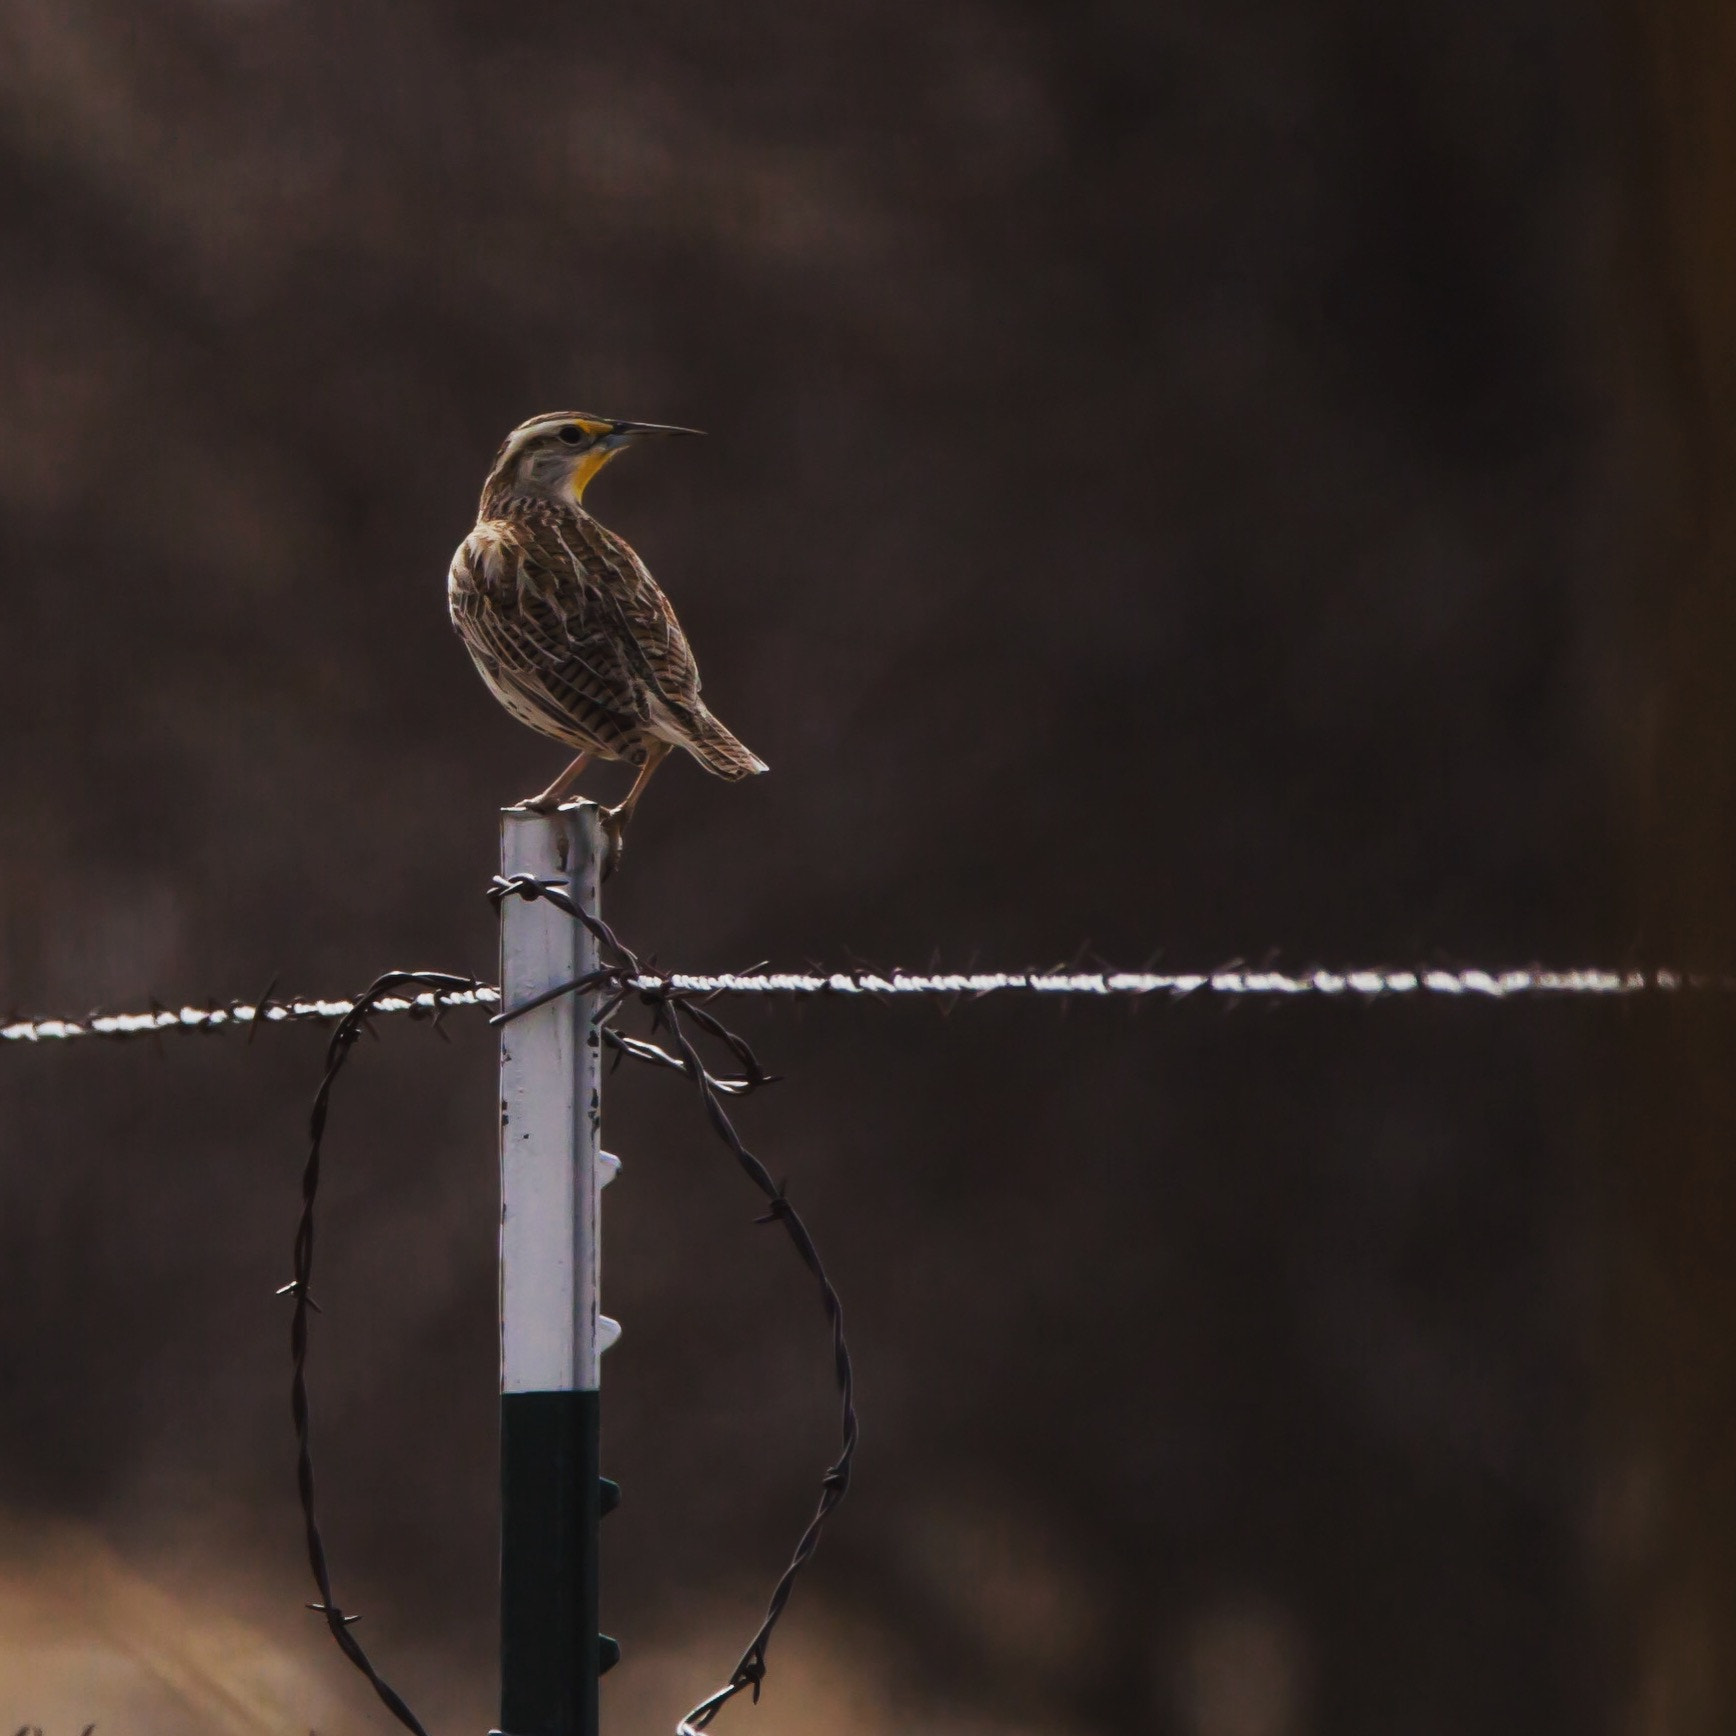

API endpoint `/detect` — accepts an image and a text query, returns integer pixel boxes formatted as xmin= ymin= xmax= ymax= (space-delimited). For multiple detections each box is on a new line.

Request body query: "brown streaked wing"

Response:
xmin=451 ymin=520 xmax=651 ymax=760
xmin=451 ymin=591 xmax=645 ymax=761
xmin=574 ymin=516 xmax=707 ymax=711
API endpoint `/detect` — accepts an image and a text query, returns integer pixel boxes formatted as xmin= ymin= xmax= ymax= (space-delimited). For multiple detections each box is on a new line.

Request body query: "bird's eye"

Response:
xmin=558 ymin=425 xmax=586 ymax=446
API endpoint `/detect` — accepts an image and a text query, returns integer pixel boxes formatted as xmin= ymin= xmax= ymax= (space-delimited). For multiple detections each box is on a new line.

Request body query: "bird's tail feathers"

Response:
xmin=680 ymin=708 xmax=769 ymax=781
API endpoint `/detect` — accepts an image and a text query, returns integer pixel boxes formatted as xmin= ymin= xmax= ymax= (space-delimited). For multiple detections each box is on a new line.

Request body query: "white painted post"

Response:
xmin=497 ymin=802 xmax=619 ymax=1736
xmin=500 ymin=804 xmax=605 ymax=1396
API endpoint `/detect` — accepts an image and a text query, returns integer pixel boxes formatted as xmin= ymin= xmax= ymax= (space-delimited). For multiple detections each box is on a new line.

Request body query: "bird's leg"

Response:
xmin=601 ymin=740 xmax=671 ymax=875
xmin=522 ymin=751 xmax=593 ymax=813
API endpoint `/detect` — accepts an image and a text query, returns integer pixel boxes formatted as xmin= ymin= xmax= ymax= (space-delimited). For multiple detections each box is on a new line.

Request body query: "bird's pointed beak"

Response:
xmin=603 ymin=419 xmax=706 ymax=447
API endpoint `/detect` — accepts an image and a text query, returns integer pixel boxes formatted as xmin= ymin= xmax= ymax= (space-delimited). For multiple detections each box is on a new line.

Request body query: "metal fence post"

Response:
xmin=496 ymin=803 xmax=621 ymax=1736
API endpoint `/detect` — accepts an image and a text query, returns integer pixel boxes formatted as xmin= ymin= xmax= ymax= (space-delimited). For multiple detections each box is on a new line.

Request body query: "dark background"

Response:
xmin=0 ymin=2 xmax=1730 ymax=1733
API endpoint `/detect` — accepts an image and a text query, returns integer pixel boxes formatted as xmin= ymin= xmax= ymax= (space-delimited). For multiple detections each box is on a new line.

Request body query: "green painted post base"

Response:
xmin=500 ymin=1391 xmax=617 ymax=1736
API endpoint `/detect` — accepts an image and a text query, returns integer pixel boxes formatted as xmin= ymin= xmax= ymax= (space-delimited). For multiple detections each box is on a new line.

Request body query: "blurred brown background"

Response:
xmin=0 ymin=1 xmax=1731 ymax=1732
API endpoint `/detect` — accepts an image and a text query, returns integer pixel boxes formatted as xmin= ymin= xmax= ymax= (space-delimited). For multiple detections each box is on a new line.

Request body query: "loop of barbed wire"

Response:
xmin=286 ymin=968 xmax=486 ymax=1736
xmin=274 ymin=878 xmax=854 ymax=1736
xmin=485 ymin=872 xmax=854 ymax=1735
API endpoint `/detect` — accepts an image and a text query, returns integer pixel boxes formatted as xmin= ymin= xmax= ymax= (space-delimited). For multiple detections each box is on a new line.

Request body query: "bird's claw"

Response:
xmin=515 ymin=794 xmax=625 ymax=873
xmin=600 ymin=806 xmax=627 ymax=879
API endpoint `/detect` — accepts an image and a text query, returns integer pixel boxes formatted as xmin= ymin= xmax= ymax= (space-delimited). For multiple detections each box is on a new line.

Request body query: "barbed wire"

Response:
xmin=623 ymin=964 xmax=1725 ymax=998
xmin=284 ymin=970 xmax=484 ymax=1736
xmin=0 ymin=987 xmax=496 ymax=1045
xmin=276 ymin=878 xmax=857 ymax=1736
xmin=483 ymin=873 xmax=856 ymax=1736
xmin=2 ymin=964 xmax=1728 ymax=1048
xmin=6 ymin=935 xmax=1729 ymax=1729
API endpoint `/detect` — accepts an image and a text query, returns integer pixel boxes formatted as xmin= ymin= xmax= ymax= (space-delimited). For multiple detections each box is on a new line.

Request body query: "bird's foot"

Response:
xmin=518 ymin=793 xmax=561 ymax=814
xmin=600 ymin=805 xmax=629 ymax=879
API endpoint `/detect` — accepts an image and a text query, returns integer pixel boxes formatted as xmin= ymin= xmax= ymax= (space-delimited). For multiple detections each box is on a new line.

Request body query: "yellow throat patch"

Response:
xmin=567 ymin=420 xmax=618 ymax=502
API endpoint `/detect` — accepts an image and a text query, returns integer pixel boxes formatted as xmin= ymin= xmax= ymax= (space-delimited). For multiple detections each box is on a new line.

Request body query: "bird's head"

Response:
xmin=482 ymin=410 xmax=703 ymax=510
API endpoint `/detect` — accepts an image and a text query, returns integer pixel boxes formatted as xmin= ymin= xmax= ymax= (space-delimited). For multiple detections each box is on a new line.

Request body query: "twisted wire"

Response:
xmin=2 ymin=964 xmax=1724 ymax=1048
xmin=637 ymin=965 xmax=1718 ymax=998
xmin=1 ymin=987 xmax=496 ymax=1045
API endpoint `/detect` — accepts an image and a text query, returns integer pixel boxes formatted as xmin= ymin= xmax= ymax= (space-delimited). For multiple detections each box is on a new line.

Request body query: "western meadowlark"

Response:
xmin=449 ymin=410 xmax=767 ymax=865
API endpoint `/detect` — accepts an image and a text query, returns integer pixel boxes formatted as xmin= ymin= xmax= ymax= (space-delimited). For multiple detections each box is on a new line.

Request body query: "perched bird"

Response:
xmin=449 ymin=410 xmax=767 ymax=865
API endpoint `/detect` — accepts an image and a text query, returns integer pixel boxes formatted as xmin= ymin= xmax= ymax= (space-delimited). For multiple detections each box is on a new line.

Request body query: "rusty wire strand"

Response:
xmin=287 ymin=968 xmax=484 ymax=1736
